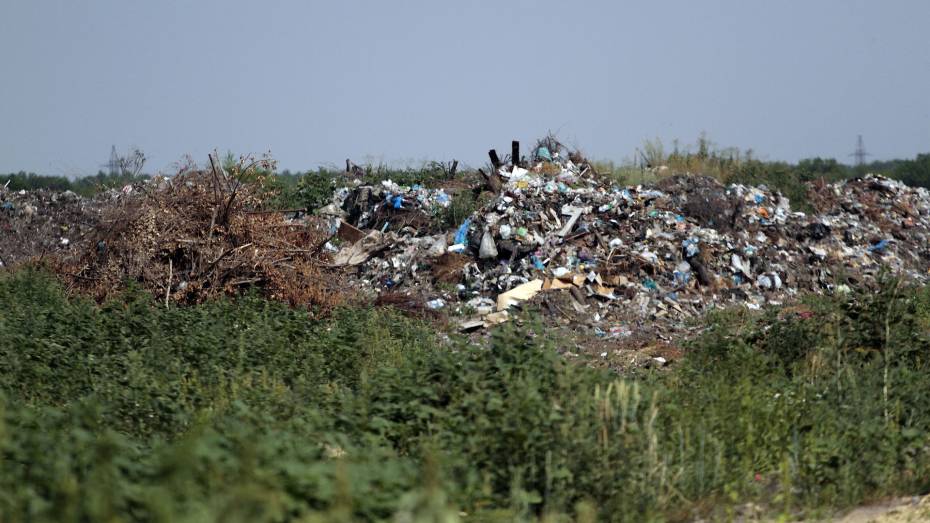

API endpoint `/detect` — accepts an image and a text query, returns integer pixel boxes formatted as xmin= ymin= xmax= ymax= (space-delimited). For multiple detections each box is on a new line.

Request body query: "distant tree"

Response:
xmin=0 ymin=171 xmax=72 ymax=192
xmin=796 ymin=157 xmax=850 ymax=182
xmin=892 ymin=154 xmax=930 ymax=189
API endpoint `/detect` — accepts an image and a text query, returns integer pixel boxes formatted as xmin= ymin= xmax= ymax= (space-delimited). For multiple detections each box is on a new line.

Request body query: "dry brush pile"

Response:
xmin=60 ymin=154 xmax=343 ymax=309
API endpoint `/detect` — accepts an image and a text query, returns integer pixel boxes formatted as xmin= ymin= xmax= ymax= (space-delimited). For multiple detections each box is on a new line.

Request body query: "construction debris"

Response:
xmin=496 ymin=279 xmax=543 ymax=312
xmin=318 ymin=139 xmax=930 ymax=340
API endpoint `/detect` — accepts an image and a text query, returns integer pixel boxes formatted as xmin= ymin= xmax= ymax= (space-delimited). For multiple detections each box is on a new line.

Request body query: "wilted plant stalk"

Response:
xmin=884 ymin=279 xmax=901 ymax=423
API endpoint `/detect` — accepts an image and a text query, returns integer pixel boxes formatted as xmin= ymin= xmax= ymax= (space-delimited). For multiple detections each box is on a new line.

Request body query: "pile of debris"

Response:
xmin=61 ymin=156 xmax=340 ymax=308
xmin=0 ymin=185 xmax=105 ymax=268
xmin=321 ymin=179 xmax=454 ymax=233
xmin=321 ymin=140 xmax=930 ymax=340
xmin=7 ymin=141 xmax=929 ymax=346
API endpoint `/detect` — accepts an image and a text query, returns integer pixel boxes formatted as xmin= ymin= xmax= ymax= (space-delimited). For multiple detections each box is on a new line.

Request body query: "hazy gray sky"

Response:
xmin=1 ymin=1 xmax=928 ymax=175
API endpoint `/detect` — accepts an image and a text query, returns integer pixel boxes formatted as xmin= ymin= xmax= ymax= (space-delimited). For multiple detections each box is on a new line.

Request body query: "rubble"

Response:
xmin=0 ymin=186 xmax=105 ymax=268
xmin=320 ymin=139 xmax=930 ymax=341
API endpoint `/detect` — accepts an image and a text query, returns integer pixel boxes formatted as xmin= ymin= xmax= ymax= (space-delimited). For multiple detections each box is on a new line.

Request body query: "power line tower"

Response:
xmin=100 ymin=145 xmax=120 ymax=176
xmin=850 ymin=135 xmax=870 ymax=167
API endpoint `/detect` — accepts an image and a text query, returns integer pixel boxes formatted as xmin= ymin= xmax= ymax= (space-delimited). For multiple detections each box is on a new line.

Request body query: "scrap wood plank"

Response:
xmin=557 ymin=206 xmax=583 ymax=237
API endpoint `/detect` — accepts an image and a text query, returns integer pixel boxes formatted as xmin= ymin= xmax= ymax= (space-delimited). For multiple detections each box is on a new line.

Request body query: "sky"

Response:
xmin=1 ymin=0 xmax=928 ymax=176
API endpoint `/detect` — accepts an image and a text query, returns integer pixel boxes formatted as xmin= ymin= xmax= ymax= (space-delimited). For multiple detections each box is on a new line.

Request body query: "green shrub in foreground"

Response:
xmin=1 ymin=269 xmax=930 ymax=521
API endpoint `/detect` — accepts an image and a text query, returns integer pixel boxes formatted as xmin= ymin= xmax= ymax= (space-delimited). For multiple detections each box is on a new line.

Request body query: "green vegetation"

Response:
xmin=0 ymin=170 xmax=149 ymax=197
xmin=435 ymin=188 xmax=491 ymax=230
xmin=605 ymin=136 xmax=930 ymax=210
xmin=886 ymin=153 xmax=930 ymax=190
xmin=2 ymin=269 xmax=930 ymax=521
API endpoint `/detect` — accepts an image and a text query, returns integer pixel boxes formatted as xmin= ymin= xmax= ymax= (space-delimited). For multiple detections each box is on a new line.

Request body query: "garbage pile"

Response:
xmin=61 ymin=164 xmax=340 ymax=308
xmin=0 ymin=185 xmax=104 ymax=268
xmin=320 ymin=179 xmax=453 ymax=233
xmin=7 ymin=143 xmax=929 ymax=344
xmin=322 ymin=142 xmax=930 ymax=339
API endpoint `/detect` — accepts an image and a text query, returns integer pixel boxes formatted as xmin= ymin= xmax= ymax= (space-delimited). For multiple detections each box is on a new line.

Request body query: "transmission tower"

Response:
xmin=100 ymin=145 xmax=120 ymax=176
xmin=850 ymin=135 xmax=870 ymax=166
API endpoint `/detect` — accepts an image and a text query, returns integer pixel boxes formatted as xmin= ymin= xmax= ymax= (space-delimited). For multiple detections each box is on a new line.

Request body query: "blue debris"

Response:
xmin=0 ymin=202 xmax=13 ymax=211
xmin=536 ymin=146 xmax=552 ymax=161
xmin=754 ymin=194 xmax=766 ymax=204
xmin=391 ymin=195 xmax=404 ymax=209
xmin=643 ymin=278 xmax=658 ymax=291
xmin=454 ymin=218 xmax=472 ymax=245
xmin=869 ymin=239 xmax=890 ymax=253
xmin=683 ymin=238 xmax=700 ymax=258
xmin=531 ymin=255 xmax=546 ymax=270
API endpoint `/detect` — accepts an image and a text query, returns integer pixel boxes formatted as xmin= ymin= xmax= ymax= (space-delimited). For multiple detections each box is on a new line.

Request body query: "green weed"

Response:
xmin=1 ymin=269 xmax=930 ymax=521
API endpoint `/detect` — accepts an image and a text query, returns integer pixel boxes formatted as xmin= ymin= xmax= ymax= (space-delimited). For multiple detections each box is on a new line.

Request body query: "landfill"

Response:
xmin=5 ymin=141 xmax=930 ymax=352
xmin=0 ymin=187 xmax=105 ymax=268
xmin=319 ymin=140 xmax=930 ymax=344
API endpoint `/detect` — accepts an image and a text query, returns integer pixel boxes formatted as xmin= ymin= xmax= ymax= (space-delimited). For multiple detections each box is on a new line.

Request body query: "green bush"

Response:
xmin=290 ymin=169 xmax=340 ymax=211
xmin=0 ymin=171 xmax=73 ymax=192
xmin=795 ymin=157 xmax=852 ymax=183
xmin=892 ymin=153 xmax=930 ymax=189
xmin=0 ymin=171 xmax=149 ymax=196
xmin=2 ymin=269 xmax=930 ymax=521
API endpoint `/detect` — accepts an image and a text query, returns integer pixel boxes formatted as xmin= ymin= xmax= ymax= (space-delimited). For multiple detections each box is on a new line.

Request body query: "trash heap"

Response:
xmin=10 ymin=145 xmax=928 ymax=342
xmin=322 ymin=143 xmax=930 ymax=338
xmin=0 ymin=186 xmax=104 ymax=268
xmin=320 ymin=179 xmax=453 ymax=232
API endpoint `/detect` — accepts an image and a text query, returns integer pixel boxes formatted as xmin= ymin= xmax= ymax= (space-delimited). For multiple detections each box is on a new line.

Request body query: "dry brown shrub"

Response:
xmin=373 ymin=291 xmax=440 ymax=319
xmin=60 ymin=157 xmax=344 ymax=309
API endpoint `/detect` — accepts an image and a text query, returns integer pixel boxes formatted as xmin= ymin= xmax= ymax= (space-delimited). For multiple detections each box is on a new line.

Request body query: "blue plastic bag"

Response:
xmin=454 ymin=218 xmax=471 ymax=245
xmin=530 ymin=255 xmax=545 ymax=270
xmin=683 ymin=238 xmax=700 ymax=258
